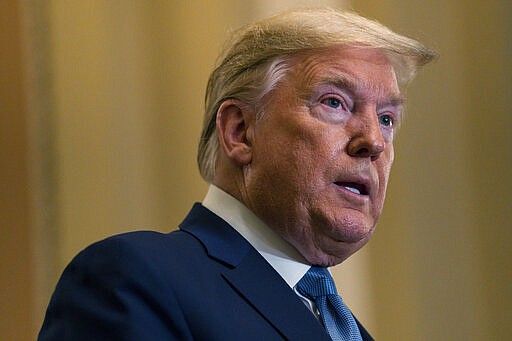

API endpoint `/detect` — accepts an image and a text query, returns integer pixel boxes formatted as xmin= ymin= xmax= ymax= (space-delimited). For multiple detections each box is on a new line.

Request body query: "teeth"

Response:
xmin=343 ymin=186 xmax=361 ymax=195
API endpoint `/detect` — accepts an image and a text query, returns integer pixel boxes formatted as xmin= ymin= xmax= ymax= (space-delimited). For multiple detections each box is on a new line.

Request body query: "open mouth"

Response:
xmin=335 ymin=182 xmax=369 ymax=195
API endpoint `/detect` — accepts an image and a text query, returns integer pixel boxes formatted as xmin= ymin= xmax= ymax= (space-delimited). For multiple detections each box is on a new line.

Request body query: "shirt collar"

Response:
xmin=202 ymin=185 xmax=310 ymax=288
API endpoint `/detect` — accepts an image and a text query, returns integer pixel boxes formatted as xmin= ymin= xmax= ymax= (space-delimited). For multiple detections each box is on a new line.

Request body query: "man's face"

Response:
xmin=243 ymin=46 xmax=402 ymax=266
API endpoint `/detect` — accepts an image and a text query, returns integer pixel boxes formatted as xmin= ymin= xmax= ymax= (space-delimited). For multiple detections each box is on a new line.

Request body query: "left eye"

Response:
xmin=379 ymin=114 xmax=393 ymax=127
xmin=321 ymin=97 xmax=343 ymax=109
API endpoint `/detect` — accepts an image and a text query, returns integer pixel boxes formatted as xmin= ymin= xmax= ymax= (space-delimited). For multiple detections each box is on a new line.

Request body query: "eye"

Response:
xmin=323 ymin=97 xmax=341 ymax=108
xmin=320 ymin=96 xmax=347 ymax=111
xmin=379 ymin=114 xmax=394 ymax=127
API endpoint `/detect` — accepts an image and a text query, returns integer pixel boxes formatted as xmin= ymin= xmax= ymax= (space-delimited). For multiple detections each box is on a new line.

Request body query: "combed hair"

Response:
xmin=198 ymin=8 xmax=436 ymax=182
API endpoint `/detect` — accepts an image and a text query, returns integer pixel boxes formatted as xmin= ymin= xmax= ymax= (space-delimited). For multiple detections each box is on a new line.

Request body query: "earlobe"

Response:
xmin=216 ymin=99 xmax=253 ymax=166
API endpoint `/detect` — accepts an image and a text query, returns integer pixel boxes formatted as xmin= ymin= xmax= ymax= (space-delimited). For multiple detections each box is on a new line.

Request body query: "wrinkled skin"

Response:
xmin=216 ymin=46 xmax=402 ymax=266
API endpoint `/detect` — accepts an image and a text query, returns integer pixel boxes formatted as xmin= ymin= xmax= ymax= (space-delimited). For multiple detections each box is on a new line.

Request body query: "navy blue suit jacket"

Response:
xmin=39 ymin=203 xmax=373 ymax=340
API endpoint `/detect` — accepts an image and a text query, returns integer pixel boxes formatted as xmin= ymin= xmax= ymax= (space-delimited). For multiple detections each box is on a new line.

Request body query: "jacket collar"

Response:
xmin=179 ymin=203 xmax=331 ymax=340
xmin=179 ymin=203 xmax=252 ymax=267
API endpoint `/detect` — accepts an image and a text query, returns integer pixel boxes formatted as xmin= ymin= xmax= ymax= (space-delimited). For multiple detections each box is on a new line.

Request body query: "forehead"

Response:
xmin=289 ymin=46 xmax=401 ymax=102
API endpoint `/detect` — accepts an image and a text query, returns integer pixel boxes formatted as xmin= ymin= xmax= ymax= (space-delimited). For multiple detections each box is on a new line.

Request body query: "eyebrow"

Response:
xmin=317 ymin=76 xmax=405 ymax=108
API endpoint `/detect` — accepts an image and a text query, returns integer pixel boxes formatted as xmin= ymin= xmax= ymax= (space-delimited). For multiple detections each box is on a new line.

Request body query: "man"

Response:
xmin=39 ymin=8 xmax=435 ymax=340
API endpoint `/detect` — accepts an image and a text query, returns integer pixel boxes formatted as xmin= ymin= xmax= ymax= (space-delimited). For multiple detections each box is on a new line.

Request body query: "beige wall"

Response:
xmin=1 ymin=2 xmax=34 ymax=340
xmin=3 ymin=0 xmax=511 ymax=340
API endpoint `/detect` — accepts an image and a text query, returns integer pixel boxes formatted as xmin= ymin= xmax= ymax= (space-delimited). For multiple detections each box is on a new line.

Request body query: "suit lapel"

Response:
xmin=180 ymin=204 xmax=373 ymax=340
xmin=222 ymin=247 xmax=330 ymax=340
xmin=180 ymin=204 xmax=330 ymax=340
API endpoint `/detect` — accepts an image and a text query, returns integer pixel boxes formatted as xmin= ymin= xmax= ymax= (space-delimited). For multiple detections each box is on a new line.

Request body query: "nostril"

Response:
xmin=357 ymin=148 xmax=369 ymax=156
xmin=348 ymin=136 xmax=385 ymax=158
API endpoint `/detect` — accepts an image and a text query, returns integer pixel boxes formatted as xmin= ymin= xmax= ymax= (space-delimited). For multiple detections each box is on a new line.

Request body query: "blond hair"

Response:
xmin=198 ymin=8 xmax=436 ymax=182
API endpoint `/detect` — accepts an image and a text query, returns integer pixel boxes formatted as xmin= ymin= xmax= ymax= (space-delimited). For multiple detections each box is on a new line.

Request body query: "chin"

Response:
xmin=311 ymin=204 xmax=375 ymax=241
xmin=326 ymin=213 xmax=376 ymax=245
xmin=296 ymin=235 xmax=370 ymax=267
xmin=303 ymin=249 xmax=355 ymax=267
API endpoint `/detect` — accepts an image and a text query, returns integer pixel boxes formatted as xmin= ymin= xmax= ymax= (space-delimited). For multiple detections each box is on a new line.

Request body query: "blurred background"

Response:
xmin=2 ymin=0 xmax=511 ymax=340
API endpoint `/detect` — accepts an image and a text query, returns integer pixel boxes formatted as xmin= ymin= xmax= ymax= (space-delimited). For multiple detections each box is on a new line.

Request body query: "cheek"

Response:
xmin=253 ymin=112 xmax=343 ymax=193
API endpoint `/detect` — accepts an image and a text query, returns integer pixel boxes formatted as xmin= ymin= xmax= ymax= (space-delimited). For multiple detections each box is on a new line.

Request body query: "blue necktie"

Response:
xmin=296 ymin=266 xmax=363 ymax=341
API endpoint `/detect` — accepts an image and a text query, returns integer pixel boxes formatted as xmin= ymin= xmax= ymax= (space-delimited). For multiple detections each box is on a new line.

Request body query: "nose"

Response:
xmin=346 ymin=112 xmax=385 ymax=160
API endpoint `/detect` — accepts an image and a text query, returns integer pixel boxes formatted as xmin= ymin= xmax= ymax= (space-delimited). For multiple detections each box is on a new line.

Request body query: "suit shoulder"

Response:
xmin=96 ymin=229 xmax=187 ymax=249
xmin=64 ymin=229 xmax=204 ymax=280
xmin=40 ymin=229 xmax=197 ymax=340
xmin=100 ymin=229 xmax=187 ymax=245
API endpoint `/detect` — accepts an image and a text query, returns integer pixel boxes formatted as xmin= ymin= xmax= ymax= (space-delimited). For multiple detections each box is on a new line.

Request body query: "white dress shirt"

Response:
xmin=202 ymin=185 xmax=319 ymax=317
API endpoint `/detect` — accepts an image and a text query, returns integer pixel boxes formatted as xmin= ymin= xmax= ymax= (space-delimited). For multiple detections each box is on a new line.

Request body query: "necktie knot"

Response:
xmin=296 ymin=266 xmax=337 ymax=298
xmin=296 ymin=266 xmax=363 ymax=341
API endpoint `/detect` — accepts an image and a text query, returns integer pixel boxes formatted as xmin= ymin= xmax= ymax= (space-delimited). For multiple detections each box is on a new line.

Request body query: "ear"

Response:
xmin=216 ymin=99 xmax=253 ymax=166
